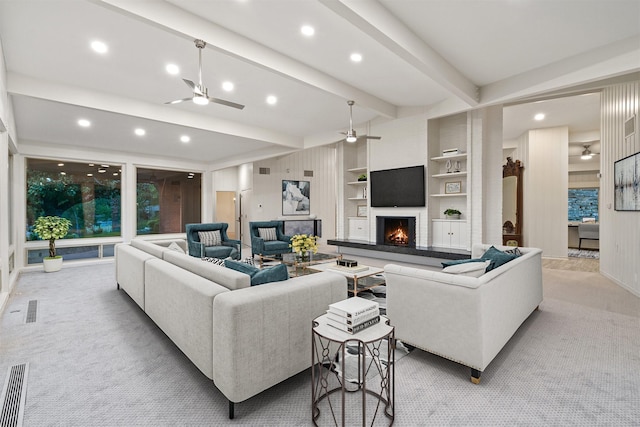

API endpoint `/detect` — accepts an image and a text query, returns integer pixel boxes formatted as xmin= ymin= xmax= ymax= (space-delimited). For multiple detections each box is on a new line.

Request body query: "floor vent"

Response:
xmin=0 ymin=363 xmax=29 ymax=427
xmin=25 ymin=301 xmax=37 ymax=324
xmin=259 ymin=167 xmax=270 ymax=175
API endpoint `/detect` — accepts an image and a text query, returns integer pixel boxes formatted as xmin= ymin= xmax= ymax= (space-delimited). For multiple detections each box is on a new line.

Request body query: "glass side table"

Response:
xmin=311 ymin=314 xmax=395 ymax=426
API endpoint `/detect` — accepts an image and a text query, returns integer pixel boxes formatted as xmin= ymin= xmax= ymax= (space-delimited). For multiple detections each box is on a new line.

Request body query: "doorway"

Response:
xmin=215 ymin=191 xmax=237 ymax=239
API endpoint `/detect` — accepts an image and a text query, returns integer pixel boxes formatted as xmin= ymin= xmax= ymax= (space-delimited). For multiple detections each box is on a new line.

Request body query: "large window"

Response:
xmin=26 ymin=159 xmax=121 ymax=240
xmin=136 ymin=168 xmax=201 ymax=234
xmin=568 ymin=188 xmax=599 ymax=222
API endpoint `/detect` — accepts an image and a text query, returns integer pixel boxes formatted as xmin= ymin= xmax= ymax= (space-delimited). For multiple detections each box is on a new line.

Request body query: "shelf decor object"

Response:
xmin=445 ymin=181 xmax=462 ymax=194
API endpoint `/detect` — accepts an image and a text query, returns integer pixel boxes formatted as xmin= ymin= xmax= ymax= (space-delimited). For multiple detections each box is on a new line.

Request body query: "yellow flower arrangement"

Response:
xmin=289 ymin=233 xmax=318 ymax=256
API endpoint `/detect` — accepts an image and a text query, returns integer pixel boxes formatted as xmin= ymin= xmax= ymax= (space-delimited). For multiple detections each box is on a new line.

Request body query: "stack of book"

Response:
xmin=325 ymin=297 xmax=380 ymax=334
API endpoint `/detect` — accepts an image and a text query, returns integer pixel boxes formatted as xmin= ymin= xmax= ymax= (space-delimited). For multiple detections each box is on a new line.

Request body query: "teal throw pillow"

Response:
xmin=442 ymin=258 xmax=484 ymax=268
xmin=250 ymin=263 xmax=289 ymax=286
xmin=224 ymin=259 xmax=260 ymax=276
xmin=480 ymin=246 xmax=517 ymax=272
xmin=224 ymin=259 xmax=289 ymax=286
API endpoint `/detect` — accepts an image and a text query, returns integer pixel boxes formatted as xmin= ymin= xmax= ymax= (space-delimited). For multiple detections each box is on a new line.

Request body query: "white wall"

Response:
xmin=600 ymin=81 xmax=640 ymax=296
xmin=368 ymin=114 xmax=429 ymax=246
xmin=523 ymin=127 xmax=569 ymax=257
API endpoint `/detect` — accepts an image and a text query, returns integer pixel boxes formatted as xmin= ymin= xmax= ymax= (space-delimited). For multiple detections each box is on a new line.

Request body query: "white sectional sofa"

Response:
xmin=385 ymin=244 xmax=543 ymax=384
xmin=115 ymin=238 xmax=347 ymax=418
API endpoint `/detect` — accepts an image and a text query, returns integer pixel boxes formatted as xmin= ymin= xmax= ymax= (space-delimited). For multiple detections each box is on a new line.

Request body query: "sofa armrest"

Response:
xmin=212 ymin=272 xmax=347 ymax=403
xmin=250 ymin=236 xmax=265 ymax=254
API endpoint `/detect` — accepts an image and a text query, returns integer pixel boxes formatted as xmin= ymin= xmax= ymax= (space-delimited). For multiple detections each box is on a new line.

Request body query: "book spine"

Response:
xmin=350 ymin=316 xmax=380 ymax=334
xmin=327 ymin=304 xmax=379 ymax=322
xmin=326 ymin=309 xmax=379 ymax=325
xmin=326 ymin=315 xmax=380 ymax=334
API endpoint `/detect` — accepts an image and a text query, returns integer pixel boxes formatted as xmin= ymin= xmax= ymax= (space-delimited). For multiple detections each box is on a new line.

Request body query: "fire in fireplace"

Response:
xmin=376 ymin=216 xmax=416 ymax=248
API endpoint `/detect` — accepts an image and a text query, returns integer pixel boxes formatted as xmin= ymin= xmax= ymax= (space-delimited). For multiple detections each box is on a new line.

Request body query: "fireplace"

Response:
xmin=376 ymin=216 xmax=416 ymax=248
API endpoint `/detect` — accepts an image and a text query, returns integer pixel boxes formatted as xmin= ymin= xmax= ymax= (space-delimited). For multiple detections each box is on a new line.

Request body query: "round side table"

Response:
xmin=311 ymin=314 xmax=395 ymax=426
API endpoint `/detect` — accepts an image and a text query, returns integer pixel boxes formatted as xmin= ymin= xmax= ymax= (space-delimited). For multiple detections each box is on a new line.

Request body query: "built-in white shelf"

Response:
xmin=347 ymin=166 xmax=367 ymax=173
xmin=431 ymin=171 xmax=467 ymax=178
xmin=347 ymin=181 xmax=368 ymax=185
xmin=430 ymin=193 xmax=468 ymax=198
xmin=430 ymin=153 xmax=467 ymax=162
xmin=348 ymin=197 xmax=367 ymax=201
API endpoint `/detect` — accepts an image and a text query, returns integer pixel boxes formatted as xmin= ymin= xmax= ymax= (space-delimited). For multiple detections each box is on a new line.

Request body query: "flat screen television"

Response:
xmin=370 ymin=165 xmax=425 ymax=207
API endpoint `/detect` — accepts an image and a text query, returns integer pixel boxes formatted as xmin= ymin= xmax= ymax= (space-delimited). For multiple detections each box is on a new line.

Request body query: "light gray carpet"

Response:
xmin=1 ymin=262 xmax=639 ymax=426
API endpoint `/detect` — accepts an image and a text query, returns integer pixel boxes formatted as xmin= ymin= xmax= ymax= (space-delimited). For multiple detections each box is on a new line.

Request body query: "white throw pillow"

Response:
xmin=442 ymin=260 xmax=490 ymax=277
xmin=198 ymin=230 xmax=222 ymax=246
xmin=167 ymin=241 xmax=185 ymax=254
xmin=258 ymin=227 xmax=277 ymax=241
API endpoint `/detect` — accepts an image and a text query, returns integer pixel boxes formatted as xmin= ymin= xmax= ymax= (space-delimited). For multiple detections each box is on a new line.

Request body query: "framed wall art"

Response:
xmin=445 ymin=181 xmax=462 ymax=194
xmin=282 ymin=180 xmax=310 ymax=215
xmin=614 ymin=151 xmax=640 ymax=211
xmin=357 ymin=205 xmax=368 ymax=217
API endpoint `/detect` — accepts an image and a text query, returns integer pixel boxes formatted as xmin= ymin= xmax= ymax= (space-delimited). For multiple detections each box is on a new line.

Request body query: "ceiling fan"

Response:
xmin=340 ymin=100 xmax=381 ymax=143
xmin=165 ymin=39 xmax=244 ymax=110
xmin=569 ymin=143 xmax=600 ymax=160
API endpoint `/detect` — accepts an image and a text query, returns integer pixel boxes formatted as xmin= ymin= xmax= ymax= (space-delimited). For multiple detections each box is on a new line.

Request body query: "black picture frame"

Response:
xmin=282 ymin=180 xmax=310 ymax=215
xmin=614 ymin=151 xmax=640 ymax=211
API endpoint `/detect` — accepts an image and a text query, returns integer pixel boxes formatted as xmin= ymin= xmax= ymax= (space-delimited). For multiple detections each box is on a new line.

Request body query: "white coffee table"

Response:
xmin=309 ymin=263 xmax=385 ymax=297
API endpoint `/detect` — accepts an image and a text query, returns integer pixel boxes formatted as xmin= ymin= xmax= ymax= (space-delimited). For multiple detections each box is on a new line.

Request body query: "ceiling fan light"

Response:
xmin=581 ymin=153 xmax=593 ymax=160
xmin=192 ymin=95 xmax=209 ymax=105
xmin=581 ymin=146 xmax=593 ymax=160
xmin=346 ymin=135 xmax=357 ymax=143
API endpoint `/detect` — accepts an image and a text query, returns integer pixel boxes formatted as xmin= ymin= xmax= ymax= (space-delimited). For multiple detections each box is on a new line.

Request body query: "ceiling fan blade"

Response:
xmin=363 ymin=135 xmax=382 ymax=140
xmin=183 ymin=79 xmax=205 ymax=96
xmin=207 ymin=96 xmax=245 ymax=110
xmin=165 ymin=97 xmax=192 ymax=105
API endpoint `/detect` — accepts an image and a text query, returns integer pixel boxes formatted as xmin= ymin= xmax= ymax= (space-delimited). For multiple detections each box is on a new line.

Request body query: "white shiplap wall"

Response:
xmin=250 ymin=145 xmax=337 ymax=244
xmin=600 ymin=81 xmax=640 ymax=296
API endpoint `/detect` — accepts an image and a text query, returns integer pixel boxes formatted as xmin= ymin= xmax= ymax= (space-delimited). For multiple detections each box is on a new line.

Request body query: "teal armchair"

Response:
xmin=185 ymin=223 xmax=241 ymax=259
xmin=249 ymin=221 xmax=292 ymax=258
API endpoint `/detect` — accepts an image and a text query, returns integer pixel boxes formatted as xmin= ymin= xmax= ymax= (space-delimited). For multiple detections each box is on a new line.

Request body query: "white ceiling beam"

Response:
xmin=320 ymin=0 xmax=479 ymax=107
xmin=95 ymin=0 xmax=397 ymax=119
xmin=480 ymin=36 xmax=640 ymax=105
xmin=8 ymin=73 xmax=302 ymax=148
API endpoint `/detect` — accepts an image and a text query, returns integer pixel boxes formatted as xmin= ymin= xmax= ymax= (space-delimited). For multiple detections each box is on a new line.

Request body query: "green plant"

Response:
xmin=33 ymin=216 xmax=72 ymax=258
xmin=357 ymin=173 xmax=367 ymax=181
xmin=444 ymin=209 xmax=461 ymax=216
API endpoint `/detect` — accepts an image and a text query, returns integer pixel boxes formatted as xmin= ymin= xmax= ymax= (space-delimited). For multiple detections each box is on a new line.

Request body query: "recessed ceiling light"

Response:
xmin=101 ymin=164 xmax=109 ymax=168
xmin=134 ymin=128 xmax=146 ymax=136
xmin=266 ymin=95 xmax=278 ymax=105
xmin=222 ymin=81 xmax=234 ymax=92
xmin=78 ymin=119 xmax=91 ymax=127
xmin=350 ymin=53 xmax=363 ymax=62
xmin=98 ymin=168 xmax=106 ymax=173
xmin=301 ymin=25 xmax=315 ymax=37
xmin=166 ymin=63 xmax=180 ymax=75
xmin=89 ymin=163 xmax=95 ymax=167
xmin=180 ymin=135 xmax=191 ymax=143
xmin=60 ymin=171 xmax=66 ymax=176
xmin=534 ymin=113 xmax=545 ymax=121
xmin=91 ymin=40 xmax=108 ymax=54
xmin=58 ymin=163 xmax=64 ymax=167
xmin=87 ymin=173 xmax=93 ymax=177
xmin=113 ymin=172 xmax=118 ymax=176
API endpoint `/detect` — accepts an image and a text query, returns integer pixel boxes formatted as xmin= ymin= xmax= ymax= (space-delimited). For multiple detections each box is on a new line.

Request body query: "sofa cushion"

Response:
xmin=168 ymin=241 xmax=185 ymax=254
xmin=198 ymin=230 xmax=222 ymax=246
xmin=442 ymin=261 xmax=491 ymax=277
xmin=258 ymin=227 xmax=277 ymax=241
xmin=480 ymin=246 xmax=518 ymax=272
xmin=224 ymin=260 xmax=289 ymax=286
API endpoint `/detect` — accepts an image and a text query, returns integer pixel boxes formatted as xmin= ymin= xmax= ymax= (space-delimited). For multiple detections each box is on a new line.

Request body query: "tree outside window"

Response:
xmin=26 ymin=159 xmax=121 ymax=240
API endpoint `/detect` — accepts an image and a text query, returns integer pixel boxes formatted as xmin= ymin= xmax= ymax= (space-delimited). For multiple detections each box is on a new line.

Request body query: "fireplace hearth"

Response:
xmin=376 ymin=216 xmax=416 ymax=248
